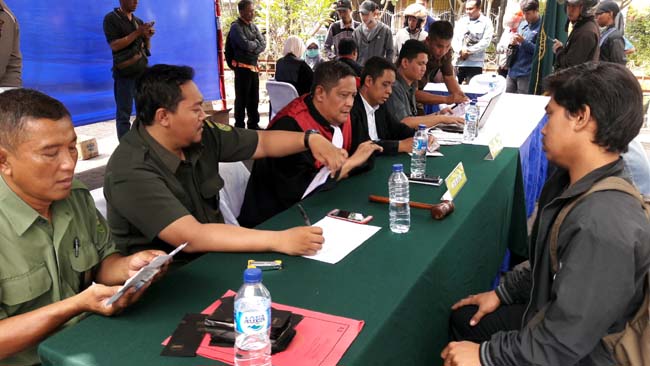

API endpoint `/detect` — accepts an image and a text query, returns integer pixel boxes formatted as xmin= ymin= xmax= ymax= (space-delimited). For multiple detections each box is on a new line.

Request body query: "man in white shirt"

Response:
xmin=452 ymin=0 xmax=494 ymax=84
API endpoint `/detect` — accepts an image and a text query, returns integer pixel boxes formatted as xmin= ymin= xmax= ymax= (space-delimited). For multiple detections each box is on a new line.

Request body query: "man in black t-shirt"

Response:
xmin=103 ymin=0 xmax=155 ymax=140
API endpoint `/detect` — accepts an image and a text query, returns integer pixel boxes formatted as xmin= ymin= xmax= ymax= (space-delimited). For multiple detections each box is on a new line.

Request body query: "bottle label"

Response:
xmin=235 ymin=308 xmax=270 ymax=334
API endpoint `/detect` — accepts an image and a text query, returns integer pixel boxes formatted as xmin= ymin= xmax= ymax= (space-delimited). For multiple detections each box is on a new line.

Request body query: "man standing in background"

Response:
xmin=452 ymin=0 xmax=494 ymax=84
xmin=552 ymin=0 xmax=599 ymax=70
xmin=103 ymin=0 xmax=155 ymax=140
xmin=353 ymin=0 xmax=394 ymax=66
xmin=229 ymin=0 xmax=266 ymax=130
xmin=506 ymin=0 xmax=541 ymax=94
xmin=324 ymin=0 xmax=359 ymax=60
xmin=0 ymin=0 xmax=22 ymax=88
xmin=595 ymin=1 xmax=626 ymax=65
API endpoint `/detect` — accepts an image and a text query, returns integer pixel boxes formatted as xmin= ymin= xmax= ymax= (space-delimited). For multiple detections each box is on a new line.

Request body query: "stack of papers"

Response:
xmin=428 ymin=129 xmax=463 ymax=145
xmin=304 ymin=217 xmax=381 ymax=264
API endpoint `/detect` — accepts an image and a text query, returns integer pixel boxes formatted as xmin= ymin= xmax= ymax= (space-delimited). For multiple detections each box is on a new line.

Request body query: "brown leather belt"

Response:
xmin=232 ymin=60 xmax=259 ymax=72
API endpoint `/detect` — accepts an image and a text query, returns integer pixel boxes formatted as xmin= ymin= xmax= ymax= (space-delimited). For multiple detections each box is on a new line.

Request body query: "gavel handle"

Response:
xmin=368 ymin=195 xmax=435 ymax=210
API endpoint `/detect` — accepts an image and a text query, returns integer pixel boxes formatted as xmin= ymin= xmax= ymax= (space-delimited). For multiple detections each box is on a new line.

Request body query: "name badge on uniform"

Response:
xmin=442 ymin=162 xmax=467 ymax=201
xmin=484 ymin=134 xmax=503 ymax=161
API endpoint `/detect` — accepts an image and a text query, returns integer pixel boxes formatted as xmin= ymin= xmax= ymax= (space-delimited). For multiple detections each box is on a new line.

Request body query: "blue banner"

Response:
xmin=12 ymin=0 xmax=222 ymax=126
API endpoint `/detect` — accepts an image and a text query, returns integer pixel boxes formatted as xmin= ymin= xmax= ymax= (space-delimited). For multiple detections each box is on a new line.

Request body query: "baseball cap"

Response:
xmin=359 ymin=0 xmax=378 ymax=15
xmin=595 ymin=1 xmax=619 ymax=16
xmin=336 ymin=0 xmax=352 ymax=11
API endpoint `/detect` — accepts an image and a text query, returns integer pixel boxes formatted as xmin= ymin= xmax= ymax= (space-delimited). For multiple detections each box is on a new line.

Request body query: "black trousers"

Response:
xmin=449 ymin=303 xmax=526 ymax=342
xmin=456 ymin=66 xmax=483 ymax=85
xmin=234 ymin=67 xmax=260 ymax=129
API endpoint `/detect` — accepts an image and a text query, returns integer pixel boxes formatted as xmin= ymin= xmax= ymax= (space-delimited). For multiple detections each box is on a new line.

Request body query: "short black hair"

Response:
xmin=427 ymin=20 xmax=453 ymax=40
xmin=520 ymin=0 xmax=539 ymax=12
xmin=361 ymin=56 xmax=396 ymax=86
xmin=135 ymin=64 xmax=195 ymax=126
xmin=0 ymin=89 xmax=71 ymax=151
xmin=544 ymin=62 xmax=643 ymax=153
xmin=238 ymin=0 xmax=254 ymax=12
xmin=338 ymin=38 xmax=358 ymax=57
xmin=468 ymin=0 xmax=482 ymax=8
xmin=311 ymin=60 xmax=357 ymax=94
xmin=397 ymin=39 xmax=429 ymax=65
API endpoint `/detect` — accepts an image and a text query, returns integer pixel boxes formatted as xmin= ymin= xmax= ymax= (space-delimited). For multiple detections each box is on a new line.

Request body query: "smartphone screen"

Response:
xmin=331 ymin=210 xmax=366 ymax=222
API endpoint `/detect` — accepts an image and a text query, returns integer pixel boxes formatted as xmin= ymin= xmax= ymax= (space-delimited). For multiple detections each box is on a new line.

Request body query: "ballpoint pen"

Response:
xmin=296 ymin=203 xmax=311 ymax=226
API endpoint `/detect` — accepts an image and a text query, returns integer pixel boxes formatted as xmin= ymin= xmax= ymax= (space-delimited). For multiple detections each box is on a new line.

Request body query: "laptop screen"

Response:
xmin=478 ymin=92 xmax=503 ymax=129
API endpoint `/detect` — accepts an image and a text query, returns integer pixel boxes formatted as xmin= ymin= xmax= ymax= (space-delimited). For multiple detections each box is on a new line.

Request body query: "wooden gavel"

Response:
xmin=368 ymin=195 xmax=454 ymax=220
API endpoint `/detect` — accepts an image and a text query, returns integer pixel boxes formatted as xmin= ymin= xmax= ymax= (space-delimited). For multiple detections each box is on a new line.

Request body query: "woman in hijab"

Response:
xmin=304 ymin=38 xmax=323 ymax=70
xmin=275 ymin=36 xmax=313 ymax=95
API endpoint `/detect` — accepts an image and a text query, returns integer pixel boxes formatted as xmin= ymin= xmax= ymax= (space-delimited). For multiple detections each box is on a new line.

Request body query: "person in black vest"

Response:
xmin=239 ymin=61 xmax=381 ymax=228
xmin=275 ymin=36 xmax=313 ymax=95
xmin=595 ymin=1 xmax=626 ymax=65
xmin=103 ymin=0 xmax=155 ymax=139
xmin=229 ymin=0 xmax=266 ymax=129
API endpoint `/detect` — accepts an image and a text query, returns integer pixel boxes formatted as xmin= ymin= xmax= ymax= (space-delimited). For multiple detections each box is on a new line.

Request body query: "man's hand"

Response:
xmin=434 ymin=115 xmax=465 ymax=126
xmin=441 ymin=341 xmax=481 ymax=366
xmin=511 ymin=34 xmax=524 ymax=46
xmin=459 ymin=49 xmax=470 ymax=61
xmin=451 ymin=290 xmax=501 ymax=326
xmin=398 ymin=138 xmax=414 ymax=153
xmin=308 ymin=134 xmax=348 ymax=176
xmin=126 ymin=250 xmax=169 ymax=282
xmin=138 ymin=22 xmax=155 ymax=38
xmin=552 ymin=39 xmax=563 ymax=54
xmin=274 ymin=226 xmax=325 ymax=256
xmin=337 ymin=141 xmax=382 ymax=179
xmin=76 ymin=282 xmax=150 ymax=317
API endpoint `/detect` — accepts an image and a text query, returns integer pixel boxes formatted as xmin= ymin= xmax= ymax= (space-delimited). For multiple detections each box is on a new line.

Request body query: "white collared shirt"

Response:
xmin=360 ymin=94 xmax=380 ymax=141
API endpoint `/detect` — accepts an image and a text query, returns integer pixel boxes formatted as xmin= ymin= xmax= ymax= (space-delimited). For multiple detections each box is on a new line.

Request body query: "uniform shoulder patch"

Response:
xmin=215 ymin=123 xmax=232 ymax=132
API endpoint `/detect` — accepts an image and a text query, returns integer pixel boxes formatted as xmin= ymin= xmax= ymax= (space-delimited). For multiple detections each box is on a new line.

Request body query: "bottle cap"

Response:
xmin=243 ymin=268 xmax=263 ymax=283
xmin=392 ymin=163 xmax=404 ymax=172
xmin=470 ymin=99 xmax=477 ymax=105
xmin=418 ymin=124 xmax=426 ymax=130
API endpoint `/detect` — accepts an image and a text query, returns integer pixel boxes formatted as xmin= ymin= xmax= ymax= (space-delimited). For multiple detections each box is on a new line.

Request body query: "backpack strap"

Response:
xmin=549 ymin=176 xmax=649 ymax=274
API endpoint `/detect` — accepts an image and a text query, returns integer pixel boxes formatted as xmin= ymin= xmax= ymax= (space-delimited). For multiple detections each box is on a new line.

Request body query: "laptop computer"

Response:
xmin=434 ymin=92 xmax=503 ymax=133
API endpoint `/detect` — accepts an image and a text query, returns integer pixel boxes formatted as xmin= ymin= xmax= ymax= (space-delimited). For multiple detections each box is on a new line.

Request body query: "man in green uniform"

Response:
xmin=104 ymin=64 xmax=348 ymax=258
xmin=0 ymin=89 xmax=167 ymax=365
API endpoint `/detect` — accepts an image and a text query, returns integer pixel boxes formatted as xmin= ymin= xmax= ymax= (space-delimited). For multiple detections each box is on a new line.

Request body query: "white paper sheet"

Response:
xmin=303 ymin=217 xmax=381 ymax=264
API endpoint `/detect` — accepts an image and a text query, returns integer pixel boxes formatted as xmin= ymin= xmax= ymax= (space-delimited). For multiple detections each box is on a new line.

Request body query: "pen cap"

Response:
xmin=243 ymin=268 xmax=263 ymax=283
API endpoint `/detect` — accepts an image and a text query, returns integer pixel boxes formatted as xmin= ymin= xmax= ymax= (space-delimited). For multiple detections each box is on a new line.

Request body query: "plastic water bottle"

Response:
xmin=234 ymin=268 xmax=272 ymax=366
xmin=410 ymin=124 xmax=428 ymax=178
xmin=488 ymin=74 xmax=498 ymax=93
xmin=388 ymin=163 xmax=410 ymax=233
xmin=463 ymin=100 xmax=479 ymax=142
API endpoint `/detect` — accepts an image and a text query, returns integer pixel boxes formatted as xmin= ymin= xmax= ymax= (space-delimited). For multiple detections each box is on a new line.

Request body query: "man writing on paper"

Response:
xmin=385 ymin=40 xmax=464 ymax=129
xmin=238 ymin=61 xmax=382 ymax=228
xmin=104 ymin=64 xmax=347 ymax=259
xmin=350 ymin=56 xmax=415 ymax=155
xmin=0 ymin=89 xmax=167 ymax=365
xmin=442 ymin=62 xmax=650 ymax=365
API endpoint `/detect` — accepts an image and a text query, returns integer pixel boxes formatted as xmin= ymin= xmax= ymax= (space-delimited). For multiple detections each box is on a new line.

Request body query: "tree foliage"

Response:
xmin=627 ymin=6 xmax=650 ymax=74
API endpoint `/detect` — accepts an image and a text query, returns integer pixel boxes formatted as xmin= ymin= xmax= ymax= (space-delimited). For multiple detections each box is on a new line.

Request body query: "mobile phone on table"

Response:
xmin=326 ymin=209 xmax=373 ymax=224
xmin=409 ymin=175 xmax=443 ymax=186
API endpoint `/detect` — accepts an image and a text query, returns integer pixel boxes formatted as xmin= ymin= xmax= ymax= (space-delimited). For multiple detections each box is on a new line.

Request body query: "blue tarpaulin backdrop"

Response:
xmin=11 ymin=1 xmax=222 ymax=126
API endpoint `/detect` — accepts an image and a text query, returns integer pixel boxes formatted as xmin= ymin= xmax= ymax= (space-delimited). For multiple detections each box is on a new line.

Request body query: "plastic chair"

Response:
xmin=469 ymin=73 xmax=507 ymax=94
xmin=266 ymin=79 xmax=299 ymax=120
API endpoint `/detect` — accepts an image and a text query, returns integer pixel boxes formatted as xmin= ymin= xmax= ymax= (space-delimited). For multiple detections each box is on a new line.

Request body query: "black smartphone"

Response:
xmin=409 ymin=175 xmax=443 ymax=186
xmin=327 ymin=209 xmax=373 ymax=224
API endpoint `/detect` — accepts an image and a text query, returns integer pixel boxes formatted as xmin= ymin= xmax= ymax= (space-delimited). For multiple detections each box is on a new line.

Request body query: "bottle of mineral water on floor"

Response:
xmin=389 ymin=163 xmax=410 ymax=233
xmin=463 ymin=100 xmax=479 ymax=142
xmin=234 ymin=268 xmax=272 ymax=366
xmin=410 ymin=124 xmax=428 ymax=178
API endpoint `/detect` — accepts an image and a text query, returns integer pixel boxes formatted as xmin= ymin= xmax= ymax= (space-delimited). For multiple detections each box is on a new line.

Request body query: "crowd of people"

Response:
xmin=1 ymin=0 xmax=650 ymax=365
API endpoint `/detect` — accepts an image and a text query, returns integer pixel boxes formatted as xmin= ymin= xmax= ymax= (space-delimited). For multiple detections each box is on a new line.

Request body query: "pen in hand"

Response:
xmin=296 ymin=203 xmax=311 ymax=226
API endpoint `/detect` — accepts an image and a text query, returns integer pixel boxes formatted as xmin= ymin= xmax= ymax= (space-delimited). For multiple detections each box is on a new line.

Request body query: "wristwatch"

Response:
xmin=304 ymin=129 xmax=320 ymax=149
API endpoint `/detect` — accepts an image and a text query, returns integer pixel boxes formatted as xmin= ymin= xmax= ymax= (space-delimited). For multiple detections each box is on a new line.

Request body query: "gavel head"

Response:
xmin=430 ymin=200 xmax=454 ymax=220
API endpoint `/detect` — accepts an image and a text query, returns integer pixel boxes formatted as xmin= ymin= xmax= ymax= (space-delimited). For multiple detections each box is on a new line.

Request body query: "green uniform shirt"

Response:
xmin=0 ymin=177 xmax=118 ymax=366
xmin=104 ymin=119 xmax=259 ymax=255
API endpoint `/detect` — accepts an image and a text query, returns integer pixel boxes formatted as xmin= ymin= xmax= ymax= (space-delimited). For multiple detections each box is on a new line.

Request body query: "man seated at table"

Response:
xmin=416 ymin=20 xmax=467 ymax=107
xmin=104 ymin=64 xmax=348 ymax=258
xmin=385 ymin=40 xmax=464 ymax=129
xmin=238 ymin=61 xmax=382 ymax=228
xmin=351 ymin=56 xmax=415 ymax=154
xmin=0 ymin=89 xmax=167 ymax=365
xmin=442 ymin=62 xmax=650 ymax=366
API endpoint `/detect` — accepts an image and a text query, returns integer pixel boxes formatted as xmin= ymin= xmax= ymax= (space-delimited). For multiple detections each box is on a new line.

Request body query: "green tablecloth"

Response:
xmin=38 ymin=144 xmax=527 ymax=366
